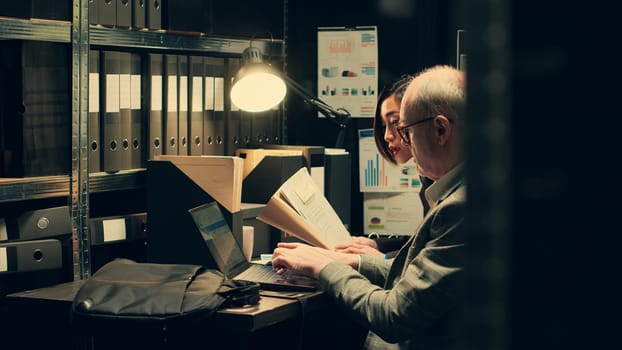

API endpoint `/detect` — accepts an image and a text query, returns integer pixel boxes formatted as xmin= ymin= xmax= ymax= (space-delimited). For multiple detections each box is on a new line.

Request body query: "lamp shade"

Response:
xmin=231 ymin=47 xmax=286 ymax=112
xmin=231 ymin=63 xmax=286 ymax=112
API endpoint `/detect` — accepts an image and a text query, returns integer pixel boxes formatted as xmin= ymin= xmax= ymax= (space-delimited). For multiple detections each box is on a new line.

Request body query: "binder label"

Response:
xmin=179 ymin=76 xmax=188 ymax=112
xmin=89 ymin=73 xmax=100 ymax=113
xmin=131 ymin=74 xmax=141 ymax=109
xmin=151 ymin=75 xmax=162 ymax=111
xmin=120 ymin=74 xmax=131 ymax=109
xmin=192 ymin=76 xmax=203 ymax=112
xmin=103 ymin=218 xmax=127 ymax=242
xmin=0 ymin=247 xmax=6 ymax=272
xmin=214 ymin=77 xmax=224 ymax=112
xmin=167 ymin=76 xmax=178 ymax=112
xmin=106 ymin=74 xmax=120 ymax=112
xmin=205 ymin=76 xmax=215 ymax=110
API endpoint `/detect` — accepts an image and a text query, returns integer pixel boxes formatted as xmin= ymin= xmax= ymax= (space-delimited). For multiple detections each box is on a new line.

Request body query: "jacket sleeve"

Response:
xmin=318 ymin=199 xmax=465 ymax=344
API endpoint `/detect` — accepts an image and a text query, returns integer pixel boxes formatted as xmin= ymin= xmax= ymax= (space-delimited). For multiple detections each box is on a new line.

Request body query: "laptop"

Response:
xmin=188 ymin=201 xmax=318 ymax=292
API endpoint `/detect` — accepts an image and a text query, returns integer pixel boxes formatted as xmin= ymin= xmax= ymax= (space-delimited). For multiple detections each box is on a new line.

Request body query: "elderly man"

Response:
xmin=272 ymin=65 xmax=467 ymax=350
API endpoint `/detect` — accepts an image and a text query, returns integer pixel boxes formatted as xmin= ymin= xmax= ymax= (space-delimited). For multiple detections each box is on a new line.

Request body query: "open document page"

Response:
xmin=257 ymin=167 xmax=351 ymax=250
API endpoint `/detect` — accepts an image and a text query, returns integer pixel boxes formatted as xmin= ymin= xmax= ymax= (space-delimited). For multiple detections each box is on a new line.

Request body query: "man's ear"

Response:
xmin=435 ymin=115 xmax=451 ymax=144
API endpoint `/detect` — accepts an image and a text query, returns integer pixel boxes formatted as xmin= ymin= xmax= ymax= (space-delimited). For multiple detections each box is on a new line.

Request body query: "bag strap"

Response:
xmin=218 ymin=280 xmax=260 ymax=308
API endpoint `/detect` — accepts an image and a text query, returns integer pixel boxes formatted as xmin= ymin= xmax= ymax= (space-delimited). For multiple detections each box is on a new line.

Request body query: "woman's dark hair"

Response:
xmin=373 ymin=74 xmax=413 ymax=164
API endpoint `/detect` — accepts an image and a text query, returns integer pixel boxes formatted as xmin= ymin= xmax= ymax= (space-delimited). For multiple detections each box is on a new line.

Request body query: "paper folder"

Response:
xmin=154 ymin=155 xmax=243 ymax=213
xmin=235 ymin=148 xmax=302 ymax=179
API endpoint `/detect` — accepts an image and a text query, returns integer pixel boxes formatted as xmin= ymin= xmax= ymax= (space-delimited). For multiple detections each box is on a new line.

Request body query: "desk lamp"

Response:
xmin=230 ymin=46 xmax=351 ymax=147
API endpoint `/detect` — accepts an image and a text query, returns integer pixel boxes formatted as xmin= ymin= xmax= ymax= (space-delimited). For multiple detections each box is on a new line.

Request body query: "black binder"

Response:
xmin=225 ymin=57 xmax=240 ymax=155
xmin=0 ymin=40 xmax=71 ymax=177
xmin=89 ymin=0 xmax=99 ymax=25
xmin=148 ymin=53 xmax=163 ymax=160
xmin=164 ymin=54 xmax=178 ymax=155
xmin=97 ymin=0 xmax=116 ymax=27
xmin=0 ymin=239 xmax=62 ymax=273
xmin=146 ymin=0 xmax=162 ymax=30
xmin=177 ymin=55 xmax=189 ymax=156
xmin=188 ymin=55 xmax=204 ymax=156
xmin=212 ymin=58 xmax=226 ymax=155
xmin=119 ymin=51 xmax=132 ymax=170
xmin=15 ymin=206 xmax=72 ymax=241
xmin=102 ymin=50 xmax=123 ymax=173
xmin=130 ymin=52 xmax=143 ymax=169
xmin=89 ymin=212 xmax=147 ymax=246
xmin=202 ymin=57 xmax=218 ymax=155
xmin=89 ymin=49 xmax=102 ymax=172
xmin=131 ymin=0 xmax=146 ymax=29
xmin=325 ymin=151 xmax=352 ymax=227
xmin=31 ymin=0 xmax=72 ymax=20
xmin=116 ymin=0 xmax=132 ymax=28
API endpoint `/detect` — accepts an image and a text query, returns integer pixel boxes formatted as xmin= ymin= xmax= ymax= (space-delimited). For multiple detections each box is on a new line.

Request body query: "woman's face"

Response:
xmin=381 ymin=94 xmax=412 ymax=164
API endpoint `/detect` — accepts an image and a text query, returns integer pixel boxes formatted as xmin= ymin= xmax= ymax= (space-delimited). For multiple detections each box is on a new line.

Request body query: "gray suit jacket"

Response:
xmin=319 ymin=166 xmax=466 ymax=350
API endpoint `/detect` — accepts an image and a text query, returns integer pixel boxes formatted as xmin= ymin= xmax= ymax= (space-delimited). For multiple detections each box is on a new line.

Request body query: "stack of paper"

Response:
xmin=155 ymin=155 xmax=243 ymax=213
xmin=257 ymin=167 xmax=351 ymax=250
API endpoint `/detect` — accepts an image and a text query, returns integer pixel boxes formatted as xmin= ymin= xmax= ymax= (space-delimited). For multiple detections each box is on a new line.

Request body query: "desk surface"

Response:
xmin=2 ymin=279 xmax=324 ymax=332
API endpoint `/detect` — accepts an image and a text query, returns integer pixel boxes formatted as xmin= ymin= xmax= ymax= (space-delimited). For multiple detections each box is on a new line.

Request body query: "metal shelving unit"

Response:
xmin=1 ymin=2 xmax=285 ymax=280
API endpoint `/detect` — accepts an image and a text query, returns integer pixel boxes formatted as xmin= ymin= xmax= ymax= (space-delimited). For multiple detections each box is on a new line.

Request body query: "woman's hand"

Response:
xmin=335 ymin=236 xmax=384 ymax=257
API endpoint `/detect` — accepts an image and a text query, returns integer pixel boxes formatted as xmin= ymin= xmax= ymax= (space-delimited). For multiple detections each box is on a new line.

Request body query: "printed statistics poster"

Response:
xmin=317 ymin=26 xmax=378 ymax=118
xmin=358 ymin=129 xmax=423 ymax=192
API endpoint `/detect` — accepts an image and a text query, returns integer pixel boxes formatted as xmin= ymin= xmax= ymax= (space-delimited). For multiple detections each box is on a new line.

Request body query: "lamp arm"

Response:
xmin=281 ymin=74 xmax=351 ymax=129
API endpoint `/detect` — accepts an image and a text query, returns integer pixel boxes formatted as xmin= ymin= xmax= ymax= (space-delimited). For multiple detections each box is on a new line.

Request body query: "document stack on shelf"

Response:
xmin=155 ymin=155 xmax=244 ymax=213
xmin=257 ymin=167 xmax=351 ymax=250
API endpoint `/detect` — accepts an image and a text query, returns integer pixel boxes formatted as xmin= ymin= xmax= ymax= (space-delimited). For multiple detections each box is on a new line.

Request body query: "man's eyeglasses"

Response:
xmin=396 ymin=116 xmax=436 ymax=144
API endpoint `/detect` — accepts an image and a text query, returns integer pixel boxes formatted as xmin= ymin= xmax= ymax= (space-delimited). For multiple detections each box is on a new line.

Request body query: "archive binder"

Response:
xmin=324 ymin=150 xmax=352 ymax=227
xmin=147 ymin=0 xmax=162 ymax=30
xmin=0 ymin=239 xmax=62 ymax=273
xmin=212 ymin=59 xmax=226 ymax=155
xmin=164 ymin=54 xmax=178 ymax=155
xmin=178 ymin=55 xmax=189 ymax=156
xmin=131 ymin=0 xmax=146 ymax=29
xmin=148 ymin=53 xmax=164 ymax=160
xmin=15 ymin=206 xmax=72 ymax=241
xmin=89 ymin=49 xmax=102 ymax=173
xmin=89 ymin=212 xmax=147 ymax=245
xmin=102 ymin=50 xmax=123 ymax=172
xmin=89 ymin=0 xmax=99 ymax=25
xmin=0 ymin=40 xmax=71 ymax=177
xmin=98 ymin=0 xmax=116 ymax=27
xmin=31 ymin=0 xmax=72 ymax=20
xmin=119 ymin=51 xmax=132 ymax=170
xmin=202 ymin=58 xmax=216 ymax=155
xmin=188 ymin=55 xmax=204 ymax=156
xmin=116 ymin=0 xmax=132 ymax=28
xmin=226 ymin=58 xmax=241 ymax=155
xmin=130 ymin=52 xmax=143 ymax=169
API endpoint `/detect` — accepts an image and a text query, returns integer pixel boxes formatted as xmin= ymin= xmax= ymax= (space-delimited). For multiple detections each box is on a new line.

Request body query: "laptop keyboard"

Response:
xmin=236 ymin=264 xmax=283 ymax=282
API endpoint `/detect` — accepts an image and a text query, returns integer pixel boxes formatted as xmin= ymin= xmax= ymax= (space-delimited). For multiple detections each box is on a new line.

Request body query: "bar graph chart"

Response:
xmin=358 ymin=129 xmax=421 ymax=192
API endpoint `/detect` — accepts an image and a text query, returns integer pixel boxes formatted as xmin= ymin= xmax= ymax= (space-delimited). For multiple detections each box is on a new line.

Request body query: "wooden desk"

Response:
xmin=0 ymin=280 xmax=346 ymax=350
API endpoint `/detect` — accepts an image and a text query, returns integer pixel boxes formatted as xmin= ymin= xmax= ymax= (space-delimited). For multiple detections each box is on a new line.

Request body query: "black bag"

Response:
xmin=71 ymin=258 xmax=259 ymax=335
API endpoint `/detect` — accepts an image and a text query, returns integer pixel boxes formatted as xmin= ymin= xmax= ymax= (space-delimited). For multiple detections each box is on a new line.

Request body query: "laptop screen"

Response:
xmin=188 ymin=202 xmax=248 ymax=278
